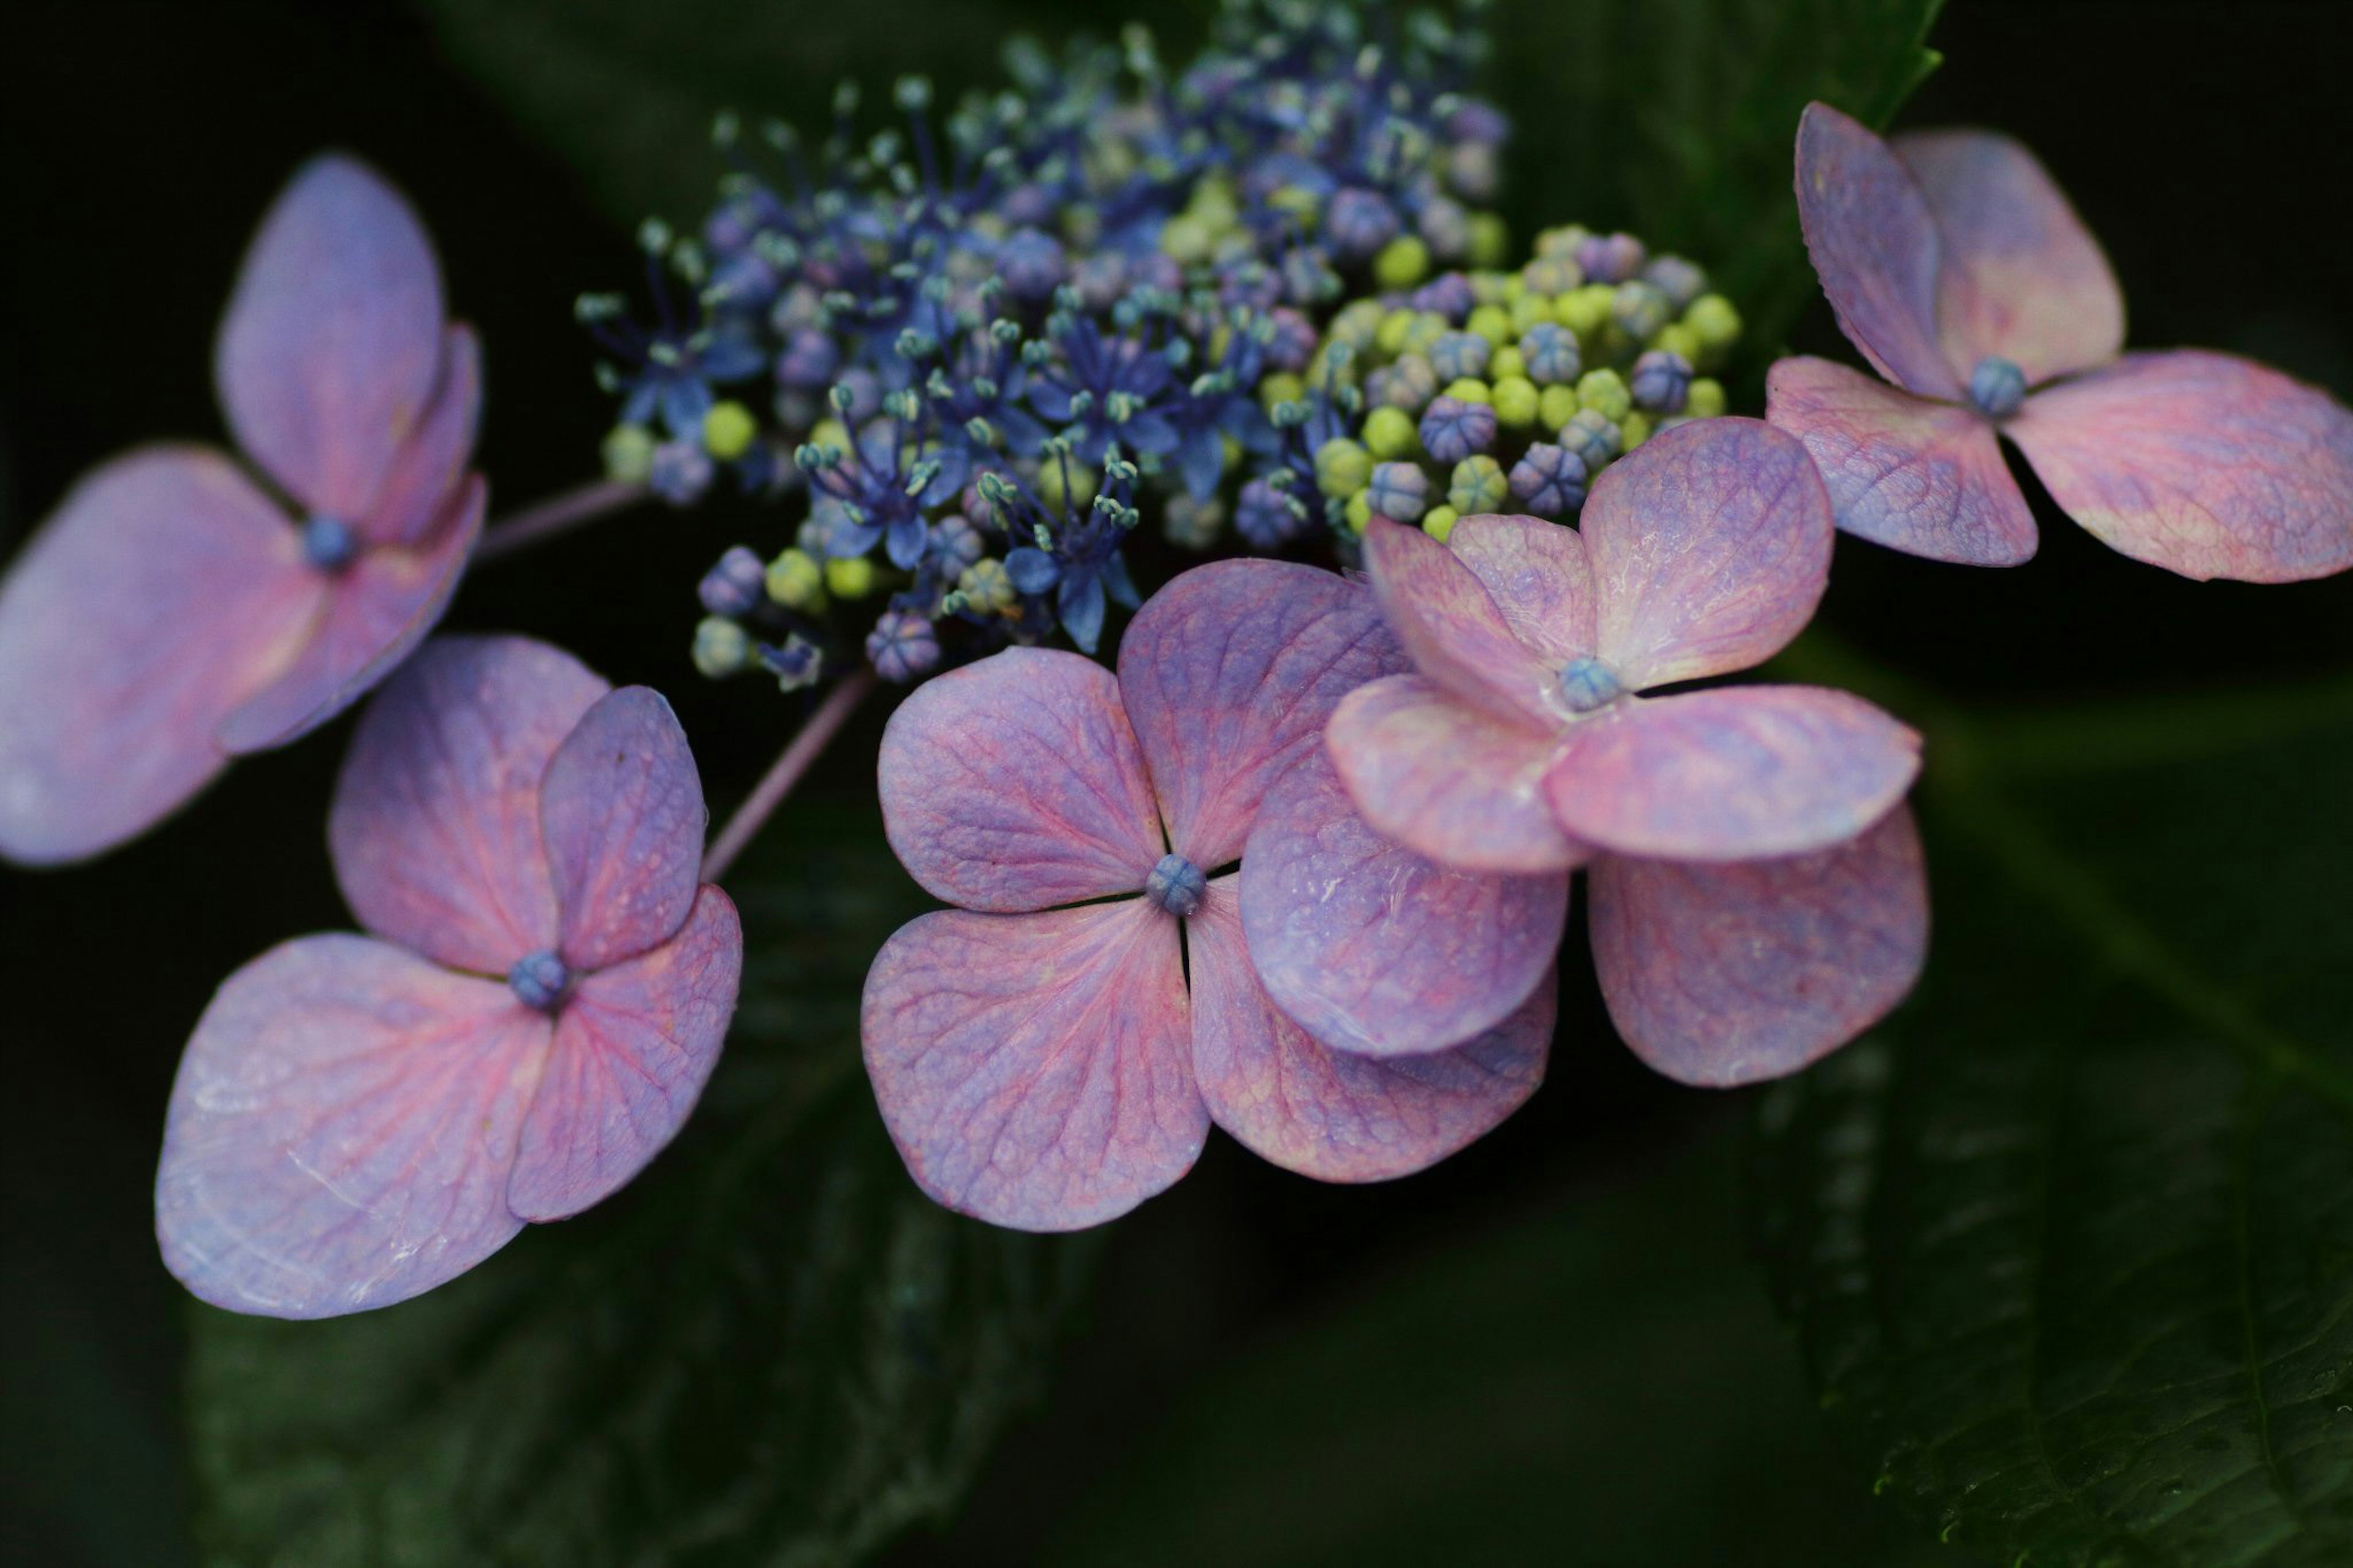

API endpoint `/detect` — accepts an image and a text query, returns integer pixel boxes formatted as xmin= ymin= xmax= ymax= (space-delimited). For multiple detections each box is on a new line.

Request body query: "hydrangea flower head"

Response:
xmin=863 ymin=560 xmax=1552 ymax=1230
xmin=0 ymin=154 xmax=483 ymax=865
xmin=155 ymin=636 xmax=743 ymax=1317
xmin=1771 ymin=102 xmax=2353 ymax=580
xmin=1324 ymin=418 xmax=1928 ymax=1083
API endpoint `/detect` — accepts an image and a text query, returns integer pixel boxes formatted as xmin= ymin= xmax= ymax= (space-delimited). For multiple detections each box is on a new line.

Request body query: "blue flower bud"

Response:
xmin=1327 ymin=187 xmax=1401 ymax=261
xmin=1000 ymin=227 xmax=1067 ymax=303
xmin=1576 ymin=232 xmax=1646 ymax=284
xmin=1642 ymin=255 xmax=1708 ymax=311
xmin=1429 ymin=330 xmax=1491 ymax=382
xmin=1556 ymin=656 xmax=1623 ymax=713
xmin=698 ymin=545 xmax=768 ymax=616
xmin=1558 ymin=407 xmax=1622 ymax=472
xmin=1409 ymin=272 xmax=1475 ymax=323
xmin=1518 ymin=322 xmax=1582 ymax=386
xmin=933 ymin=513 xmax=986 ymax=570
xmin=1610 ymin=280 xmax=1672 ymax=342
xmin=1509 ymin=442 xmax=1588 ymax=517
xmin=1144 ymin=853 xmax=1207 ymax=917
xmin=301 ymin=513 xmax=358 ymax=572
xmin=1419 ymin=395 xmax=1496 ymax=465
xmin=1969 ymin=355 xmax=2028 ymax=419
xmin=1237 ymin=477 xmax=1305 ymax=548
xmin=1366 ymin=461 xmax=1430 ymax=522
xmin=1265 ymin=307 xmax=1319 ymax=373
xmin=1629 ymin=349 xmax=1694 ymax=414
xmin=649 ymin=440 xmax=716 ymax=506
xmin=866 ymin=609 xmax=941 ymax=683
xmin=507 ymin=949 xmax=570 ymax=1012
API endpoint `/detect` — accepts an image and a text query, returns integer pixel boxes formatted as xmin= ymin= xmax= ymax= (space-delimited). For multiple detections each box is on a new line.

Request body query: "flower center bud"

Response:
xmin=1968 ymin=356 xmax=2028 ymax=420
xmin=1557 ymin=656 xmax=1623 ymax=714
xmin=301 ymin=513 xmax=359 ymax=572
xmin=507 ymin=949 xmax=571 ymax=1012
xmin=1143 ymin=853 xmax=1207 ymax=918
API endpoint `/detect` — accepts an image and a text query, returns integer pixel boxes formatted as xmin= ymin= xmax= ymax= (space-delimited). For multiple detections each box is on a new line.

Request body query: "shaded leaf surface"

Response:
xmin=187 ymin=808 xmax=1095 ymax=1567
xmin=1753 ymin=666 xmax=2353 ymax=1567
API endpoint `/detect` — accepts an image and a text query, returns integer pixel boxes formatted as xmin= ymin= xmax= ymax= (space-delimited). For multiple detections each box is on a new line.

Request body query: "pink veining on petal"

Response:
xmin=1894 ymin=129 xmax=2124 ymax=388
xmin=878 ymin=647 xmax=1164 ymax=913
xmin=1584 ymin=419 xmax=1834 ymax=691
xmin=329 ymin=635 xmax=610 ymax=976
xmin=2007 ymin=349 xmax=2353 ymax=583
xmin=541 ymin=687 xmax=707 ymax=971
xmin=507 ymin=887 xmax=742 ymax=1222
xmin=1360 ymin=517 xmax=1561 ymax=729
xmin=1766 ymin=355 xmax=2038 ymax=567
xmin=1191 ymin=881 xmax=1551 ymax=1183
xmin=218 ymin=474 xmax=485 ymax=754
xmin=155 ymin=933 xmax=549 ymax=1319
xmin=1240 ymin=744 xmax=1566 ymax=1057
xmin=1442 ymin=512 xmax=1596 ymax=668
xmin=1116 ymin=559 xmax=1403 ymax=868
xmin=1543 ymin=685 xmax=1921 ymax=862
xmin=360 ymin=322 xmax=483 ymax=549
xmin=1794 ymin=102 xmax=1963 ymax=400
xmin=1327 ymin=673 xmax=1585 ymax=874
xmin=861 ymin=901 xmax=1206 ymax=1230
xmin=1589 ymin=805 xmax=1927 ymax=1087
xmin=0 ymin=446 xmax=320 ymax=865
xmin=214 ymin=153 xmax=448 ymax=521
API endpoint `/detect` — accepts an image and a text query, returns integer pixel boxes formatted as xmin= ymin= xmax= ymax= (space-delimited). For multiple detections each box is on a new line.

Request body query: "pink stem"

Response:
xmin=701 ymin=670 xmax=881 ymax=883
xmin=474 ymin=479 xmax=648 ymax=562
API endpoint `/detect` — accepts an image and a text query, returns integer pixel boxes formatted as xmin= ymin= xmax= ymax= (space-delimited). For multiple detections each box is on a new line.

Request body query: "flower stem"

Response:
xmin=701 ymin=670 xmax=881 ymax=883
xmin=474 ymin=479 xmax=648 ymax=563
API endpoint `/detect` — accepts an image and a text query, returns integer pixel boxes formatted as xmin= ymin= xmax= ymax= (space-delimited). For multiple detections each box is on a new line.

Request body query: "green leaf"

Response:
xmin=1491 ymin=0 xmax=1945 ymax=374
xmin=1032 ymin=1124 xmax=1952 ymax=1568
xmin=1752 ymin=653 xmax=2353 ymax=1567
xmin=187 ymin=806 xmax=1096 ymax=1568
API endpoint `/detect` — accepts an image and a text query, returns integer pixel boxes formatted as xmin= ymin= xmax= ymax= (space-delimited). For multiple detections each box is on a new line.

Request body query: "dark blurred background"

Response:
xmin=2 ymin=2 xmax=2347 ymax=1564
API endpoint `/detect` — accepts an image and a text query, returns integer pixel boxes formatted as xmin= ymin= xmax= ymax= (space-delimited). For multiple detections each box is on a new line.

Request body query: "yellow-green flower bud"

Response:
xmin=1684 ymin=293 xmax=1742 ymax=355
xmin=957 ymin=558 xmax=1017 ymax=616
xmin=1442 ymin=377 xmax=1492 ymax=405
xmin=1449 ymin=455 xmax=1509 ymax=514
xmin=603 ymin=423 xmax=656 ymax=485
xmin=1620 ymin=411 xmax=1654 ymax=450
xmin=1421 ymin=505 xmax=1460 ymax=543
xmin=1488 ymin=345 xmax=1526 ymax=382
xmin=1331 ymin=298 xmax=1387 ymax=350
xmin=1036 ymin=458 xmax=1099 ymax=511
xmin=1314 ymin=437 xmax=1373 ymax=499
xmin=1373 ymin=235 xmax=1431 ymax=289
xmin=1651 ymin=322 xmax=1703 ymax=364
xmin=1467 ymin=212 xmax=1510 ymax=268
xmin=1399 ymin=311 xmax=1449 ymax=357
xmin=1686 ymin=377 xmax=1727 ymax=419
xmin=1159 ymin=213 xmax=1214 ymax=264
xmin=692 ymin=616 xmax=751 ymax=678
xmin=1374 ymin=308 xmax=1418 ymax=357
xmin=1576 ymin=368 xmax=1632 ymax=423
xmin=702 ymin=400 xmax=757 ymax=460
xmin=1491 ymin=375 xmax=1540 ymax=428
xmin=1344 ymin=490 xmax=1373 ymax=534
xmin=1363 ymin=404 xmax=1419 ymax=460
xmin=826 ymin=556 xmax=876 ymax=599
xmin=1466 ymin=304 xmax=1514 ymax=347
xmin=1539 ymin=383 xmax=1580 ymax=431
xmin=765 ymin=548 xmax=826 ymax=612
xmin=1260 ymin=371 xmax=1306 ymax=413
xmin=1508 ymin=292 xmax=1551 ymax=336
xmin=809 ymin=417 xmax=851 ymax=456
xmin=1553 ymin=284 xmax=1613 ymax=338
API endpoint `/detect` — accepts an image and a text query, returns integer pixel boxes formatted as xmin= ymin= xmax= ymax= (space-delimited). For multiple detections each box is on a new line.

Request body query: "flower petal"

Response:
xmin=214 ymin=154 xmax=448 ymax=520
xmin=217 ymin=475 xmax=484 ymax=752
xmin=1444 ymin=512 xmax=1596 ymax=666
xmin=1544 ymin=686 xmax=1920 ymax=862
xmin=1589 ymin=805 xmax=1927 ymax=1086
xmin=861 ymin=902 xmax=1206 ymax=1230
xmin=1192 ymin=882 xmax=1550 ymax=1183
xmin=1240 ymin=746 xmax=1566 ymax=1056
xmin=540 ymin=687 xmax=707 ymax=971
xmin=1360 ymin=517 xmax=1561 ymax=730
xmin=1765 ymin=355 xmax=2037 ymax=567
xmin=2007 ymin=349 xmax=2353 ymax=583
xmin=359 ymin=323 xmax=483 ymax=549
xmin=1326 ymin=674 xmax=1585 ymax=874
xmin=507 ymin=886 xmax=741 ymax=1222
xmin=1894 ymin=129 xmax=2123 ymax=387
xmin=155 ymin=933 xmax=549 ymax=1318
xmin=1793 ymin=101 xmax=1961 ymax=400
xmin=1116 ymin=558 xmax=1403 ymax=867
xmin=0 ymin=446 xmax=320 ymax=865
xmin=877 ymin=647 xmax=1164 ymax=912
xmin=329 ymin=634 xmax=610 ymax=975
xmin=1585 ymin=419 xmax=1835 ymax=689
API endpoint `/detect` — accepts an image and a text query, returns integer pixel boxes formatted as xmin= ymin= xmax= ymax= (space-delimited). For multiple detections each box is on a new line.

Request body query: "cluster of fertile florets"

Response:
xmin=583 ymin=1 xmax=1669 ymax=689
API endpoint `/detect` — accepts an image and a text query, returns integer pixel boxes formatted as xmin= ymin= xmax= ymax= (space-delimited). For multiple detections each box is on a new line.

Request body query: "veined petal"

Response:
xmin=1794 ymin=102 xmax=1961 ymax=400
xmin=1240 ymin=746 xmax=1566 ymax=1057
xmin=1544 ymin=686 xmax=1920 ymax=862
xmin=1326 ymin=674 xmax=1584 ymax=874
xmin=1766 ymin=355 xmax=2037 ymax=567
xmin=508 ymin=887 xmax=741 ymax=1222
xmin=155 ymin=933 xmax=549 ymax=1319
xmin=1116 ymin=559 xmax=1403 ymax=868
xmin=1192 ymin=882 xmax=1550 ymax=1183
xmin=217 ymin=474 xmax=483 ymax=752
xmin=215 ymin=154 xmax=447 ymax=521
xmin=329 ymin=634 xmax=610 ymax=975
xmin=542 ymin=687 xmax=707 ymax=971
xmin=0 ymin=447 xmax=320 ymax=865
xmin=1895 ymin=129 xmax=2123 ymax=387
xmin=1590 ymin=805 xmax=1927 ymax=1086
xmin=1360 ymin=517 xmax=1561 ymax=730
xmin=877 ymin=648 xmax=1163 ymax=913
xmin=861 ymin=902 xmax=1206 ymax=1230
xmin=2007 ymin=349 xmax=2353 ymax=583
xmin=1585 ymin=419 xmax=1835 ymax=689
xmin=360 ymin=323 xmax=482 ymax=549
xmin=1442 ymin=512 xmax=1596 ymax=667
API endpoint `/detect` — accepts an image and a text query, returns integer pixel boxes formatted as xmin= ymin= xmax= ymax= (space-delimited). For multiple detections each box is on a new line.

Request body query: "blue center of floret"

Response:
xmin=1143 ymin=854 xmax=1207 ymax=917
xmin=1968 ymin=355 xmax=2028 ymax=420
xmin=507 ymin=949 xmax=572 ymax=1011
xmin=1557 ymin=656 xmax=1624 ymax=714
